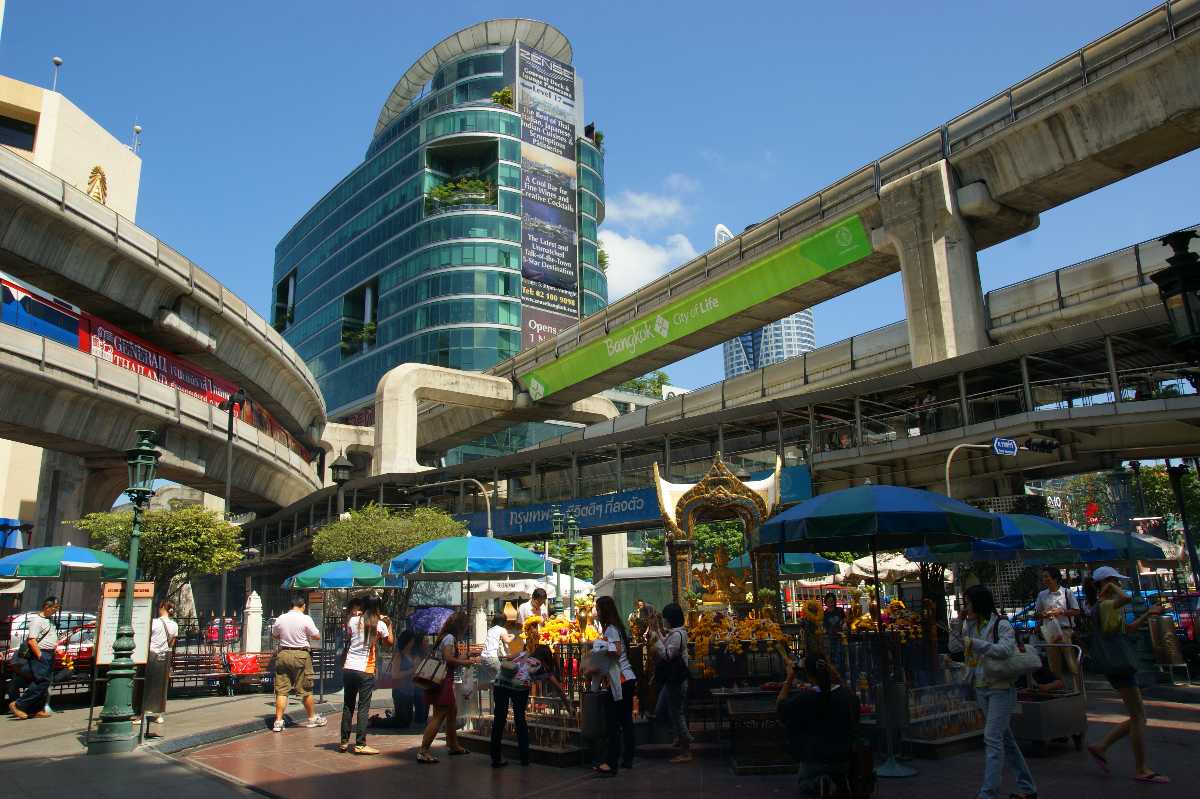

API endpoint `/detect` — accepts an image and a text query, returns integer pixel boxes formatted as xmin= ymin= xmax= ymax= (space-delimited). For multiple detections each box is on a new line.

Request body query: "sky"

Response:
xmin=3 ymin=1 xmax=1197 ymax=391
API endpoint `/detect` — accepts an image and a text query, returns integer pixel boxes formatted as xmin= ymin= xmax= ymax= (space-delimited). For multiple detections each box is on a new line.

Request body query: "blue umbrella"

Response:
xmin=906 ymin=514 xmax=1092 ymax=564
xmin=728 ymin=551 xmax=839 ymax=577
xmin=757 ymin=484 xmax=1002 ymax=550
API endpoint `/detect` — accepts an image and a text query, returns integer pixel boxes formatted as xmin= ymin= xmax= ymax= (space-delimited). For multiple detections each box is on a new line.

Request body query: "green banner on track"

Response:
xmin=520 ymin=214 xmax=873 ymax=401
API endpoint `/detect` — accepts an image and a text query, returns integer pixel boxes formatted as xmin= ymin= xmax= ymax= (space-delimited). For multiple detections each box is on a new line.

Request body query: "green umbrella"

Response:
xmin=387 ymin=535 xmax=549 ymax=580
xmin=282 ymin=559 xmax=388 ymax=589
xmin=0 ymin=544 xmax=128 ymax=580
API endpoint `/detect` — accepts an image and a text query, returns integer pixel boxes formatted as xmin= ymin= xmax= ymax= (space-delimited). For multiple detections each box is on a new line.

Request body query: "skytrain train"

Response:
xmin=1 ymin=270 xmax=313 ymax=462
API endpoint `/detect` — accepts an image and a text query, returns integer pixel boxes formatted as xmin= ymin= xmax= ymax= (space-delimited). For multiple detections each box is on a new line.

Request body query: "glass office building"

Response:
xmin=716 ymin=224 xmax=816 ymax=378
xmin=272 ymin=20 xmax=606 ymax=423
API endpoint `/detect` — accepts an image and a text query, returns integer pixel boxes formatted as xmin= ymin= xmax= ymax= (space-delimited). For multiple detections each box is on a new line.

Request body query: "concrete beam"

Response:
xmin=880 ymin=160 xmax=989 ymax=367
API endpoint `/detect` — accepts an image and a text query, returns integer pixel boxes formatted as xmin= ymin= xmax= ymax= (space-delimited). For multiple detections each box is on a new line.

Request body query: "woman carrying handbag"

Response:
xmin=416 ymin=611 xmax=477 ymax=764
xmin=949 ymin=585 xmax=1037 ymax=799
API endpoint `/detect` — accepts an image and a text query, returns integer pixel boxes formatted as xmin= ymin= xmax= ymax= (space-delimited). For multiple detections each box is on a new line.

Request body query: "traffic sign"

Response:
xmin=992 ymin=437 xmax=1019 ymax=456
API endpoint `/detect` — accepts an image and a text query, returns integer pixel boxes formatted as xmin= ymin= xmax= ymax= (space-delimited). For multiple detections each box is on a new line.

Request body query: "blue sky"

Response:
xmin=3 ymin=1 xmax=1196 ymax=390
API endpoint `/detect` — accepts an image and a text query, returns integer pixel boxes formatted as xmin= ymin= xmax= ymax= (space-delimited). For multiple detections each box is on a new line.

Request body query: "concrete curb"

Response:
xmin=147 ymin=697 xmax=393 ymax=754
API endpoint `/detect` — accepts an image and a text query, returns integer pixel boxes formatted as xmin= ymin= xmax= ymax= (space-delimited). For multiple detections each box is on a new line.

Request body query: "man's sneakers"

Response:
xmin=274 ymin=714 xmax=327 ymax=732
xmin=353 ymin=745 xmax=379 ymax=755
xmin=153 ymin=714 xmax=166 ymax=724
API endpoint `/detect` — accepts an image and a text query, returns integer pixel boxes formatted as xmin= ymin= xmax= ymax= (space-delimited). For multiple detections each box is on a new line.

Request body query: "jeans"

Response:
xmin=975 ymin=687 xmax=1036 ymax=799
xmin=490 ymin=685 xmax=530 ymax=764
xmin=654 ymin=680 xmax=691 ymax=746
xmin=604 ymin=679 xmax=636 ymax=771
xmin=391 ymin=687 xmax=421 ymax=726
xmin=340 ymin=670 xmax=375 ymax=746
xmin=14 ymin=651 xmax=53 ymax=714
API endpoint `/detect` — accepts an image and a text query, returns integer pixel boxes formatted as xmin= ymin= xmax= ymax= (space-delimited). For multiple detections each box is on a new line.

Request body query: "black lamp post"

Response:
xmin=1150 ymin=230 xmax=1200 ymax=358
xmin=549 ymin=506 xmax=579 ymax=618
xmin=331 ymin=453 xmax=353 ymax=515
xmin=88 ymin=430 xmax=159 ymax=755
xmin=216 ymin=388 xmax=248 ymax=651
xmin=1166 ymin=460 xmax=1200 ymax=590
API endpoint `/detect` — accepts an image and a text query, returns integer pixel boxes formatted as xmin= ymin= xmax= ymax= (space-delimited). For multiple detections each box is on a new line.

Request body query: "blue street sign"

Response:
xmin=992 ymin=437 xmax=1019 ymax=457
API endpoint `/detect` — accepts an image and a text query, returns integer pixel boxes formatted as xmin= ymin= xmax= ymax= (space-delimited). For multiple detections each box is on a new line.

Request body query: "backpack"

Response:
xmin=653 ymin=629 xmax=689 ymax=687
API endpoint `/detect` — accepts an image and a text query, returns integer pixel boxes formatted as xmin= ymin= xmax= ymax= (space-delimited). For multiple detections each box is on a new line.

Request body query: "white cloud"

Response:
xmin=663 ymin=172 xmax=700 ymax=194
xmin=599 ymin=229 xmax=699 ymax=300
xmin=604 ymin=190 xmax=686 ymax=228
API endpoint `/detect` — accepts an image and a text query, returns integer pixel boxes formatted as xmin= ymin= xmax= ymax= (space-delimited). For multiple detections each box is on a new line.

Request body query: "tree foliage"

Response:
xmin=72 ymin=505 xmax=243 ymax=598
xmin=597 ymin=247 xmax=609 ymax=273
xmin=312 ymin=503 xmax=464 ymax=565
xmin=629 ymin=531 xmax=667 ymax=568
xmin=540 ymin=538 xmax=594 ymax=581
xmin=617 ymin=370 xmax=671 ymax=399
xmin=693 ymin=519 xmax=745 ymax=563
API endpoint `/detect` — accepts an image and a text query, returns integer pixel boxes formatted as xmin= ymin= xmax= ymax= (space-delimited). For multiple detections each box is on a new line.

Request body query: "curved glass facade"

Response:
xmin=273 ymin=31 xmax=608 ymax=423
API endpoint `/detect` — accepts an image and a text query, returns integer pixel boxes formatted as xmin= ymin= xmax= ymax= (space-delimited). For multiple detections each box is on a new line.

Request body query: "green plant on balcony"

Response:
xmin=426 ymin=176 xmax=497 ymax=212
xmin=340 ymin=321 xmax=377 ymax=352
xmin=491 ymin=85 xmax=514 ymax=109
xmin=597 ymin=247 xmax=609 ymax=273
xmin=592 ymin=129 xmax=605 ymax=149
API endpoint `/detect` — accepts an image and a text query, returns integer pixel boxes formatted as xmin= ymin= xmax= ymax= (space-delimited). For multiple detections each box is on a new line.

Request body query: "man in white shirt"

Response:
xmin=270 ymin=593 xmax=326 ymax=732
xmin=1035 ymin=567 xmax=1080 ymax=680
xmin=517 ymin=588 xmax=548 ymax=626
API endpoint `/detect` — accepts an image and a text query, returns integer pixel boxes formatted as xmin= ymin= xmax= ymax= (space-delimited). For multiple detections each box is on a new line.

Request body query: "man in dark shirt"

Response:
xmin=822 ymin=593 xmax=847 ymax=673
xmin=777 ymin=653 xmax=860 ymax=795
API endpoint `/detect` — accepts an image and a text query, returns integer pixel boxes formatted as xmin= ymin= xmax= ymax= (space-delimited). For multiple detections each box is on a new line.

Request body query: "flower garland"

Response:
xmin=685 ymin=611 xmax=790 ymax=676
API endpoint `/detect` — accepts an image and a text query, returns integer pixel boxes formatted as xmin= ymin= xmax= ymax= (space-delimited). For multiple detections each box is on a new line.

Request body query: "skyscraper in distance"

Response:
xmin=718 ymin=223 xmax=816 ymax=378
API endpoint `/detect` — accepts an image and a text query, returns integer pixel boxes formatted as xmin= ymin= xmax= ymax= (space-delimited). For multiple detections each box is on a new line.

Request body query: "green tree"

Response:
xmin=597 ymin=247 xmax=609 ymax=273
xmin=312 ymin=503 xmax=464 ymax=565
xmin=693 ymin=519 xmax=746 ymax=562
xmin=72 ymin=505 xmax=243 ymax=600
xmin=490 ymin=85 xmax=513 ymax=109
xmin=617 ymin=370 xmax=671 ymax=399
xmin=629 ymin=531 xmax=667 ymax=567
xmin=1130 ymin=464 xmax=1200 ymax=537
xmin=539 ymin=538 xmax=593 ymax=581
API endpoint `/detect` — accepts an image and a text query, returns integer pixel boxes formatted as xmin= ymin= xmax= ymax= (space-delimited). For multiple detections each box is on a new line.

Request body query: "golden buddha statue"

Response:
xmin=691 ymin=545 xmax=749 ymax=606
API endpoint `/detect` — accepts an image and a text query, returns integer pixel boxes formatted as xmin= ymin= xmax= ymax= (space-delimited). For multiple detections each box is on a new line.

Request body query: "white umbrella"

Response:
xmin=849 ymin=552 xmax=920 ymax=582
xmin=463 ymin=573 xmax=595 ymax=603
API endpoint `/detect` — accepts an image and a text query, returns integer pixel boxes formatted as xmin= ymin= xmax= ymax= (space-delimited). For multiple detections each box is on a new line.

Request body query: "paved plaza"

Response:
xmin=177 ymin=686 xmax=1198 ymax=799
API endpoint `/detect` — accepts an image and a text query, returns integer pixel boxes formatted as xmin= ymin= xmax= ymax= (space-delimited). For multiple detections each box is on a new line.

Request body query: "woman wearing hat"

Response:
xmin=1083 ymin=566 xmax=1170 ymax=785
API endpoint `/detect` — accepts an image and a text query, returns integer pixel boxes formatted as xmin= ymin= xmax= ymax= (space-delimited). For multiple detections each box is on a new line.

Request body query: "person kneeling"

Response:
xmin=777 ymin=653 xmax=860 ymax=797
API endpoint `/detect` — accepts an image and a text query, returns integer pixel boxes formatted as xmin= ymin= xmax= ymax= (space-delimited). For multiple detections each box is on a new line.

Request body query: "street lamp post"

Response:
xmin=216 ymin=389 xmax=248 ymax=652
xmin=1166 ymin=460 xmax=1200 ymax=590
xmin=87 ymin=429 xmax=160 ymax=755
xmin=550 ymin=506 xmax=579 ymax=619
xmin=1150 ymin=230 xmax=1200 ymax=358
xmin=330 ymin=453 xmax=353 ymax=515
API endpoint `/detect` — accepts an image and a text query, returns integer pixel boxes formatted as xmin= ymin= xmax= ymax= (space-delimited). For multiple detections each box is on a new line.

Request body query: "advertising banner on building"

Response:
xmin=522 ymin=306 xmax=574 ymax=351
xmin=506 ymin=42 xmax=580 ymax=344
xmin=519 ymin=214 xmax=874 ymax=401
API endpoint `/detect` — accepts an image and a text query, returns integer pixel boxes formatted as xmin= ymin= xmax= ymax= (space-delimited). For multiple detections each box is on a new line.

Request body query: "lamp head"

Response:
xmin=125 ymin=429 xmax=161 ymax=503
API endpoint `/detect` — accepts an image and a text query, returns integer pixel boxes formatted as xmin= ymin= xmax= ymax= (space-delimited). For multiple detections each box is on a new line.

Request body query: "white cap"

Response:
xmin=1092 ymin=566 xmax=1128 ymax=582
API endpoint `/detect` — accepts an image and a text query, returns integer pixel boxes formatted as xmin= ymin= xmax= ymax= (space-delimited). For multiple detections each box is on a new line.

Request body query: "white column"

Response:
xmin=242 ymin=591 xmax=263 ymax=654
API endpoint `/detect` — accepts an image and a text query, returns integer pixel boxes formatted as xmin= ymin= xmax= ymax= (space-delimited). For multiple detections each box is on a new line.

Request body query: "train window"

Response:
xmin=20 ymin=296 xmax=78 ymax=338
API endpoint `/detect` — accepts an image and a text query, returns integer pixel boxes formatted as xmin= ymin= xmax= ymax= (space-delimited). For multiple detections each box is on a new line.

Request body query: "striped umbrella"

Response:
xmin=282 ymin=559 xmax=389 ymax=589
xmin=728 ymin=551 xmax=839 ymax=577
xmin=387 ymin=535 xmax=548 ymax=581
xmin=0 ymin=544 xmax=128 ymax=580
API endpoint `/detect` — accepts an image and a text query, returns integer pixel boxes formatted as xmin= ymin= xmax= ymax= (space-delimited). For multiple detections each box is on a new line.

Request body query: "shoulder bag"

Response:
xmin=981 ymin=619 xmax=1041 ymax=682
xmin=412 ymin=637 xmax=448 ymax=689
xmin=1086 ymin=603 xmax=1138 ymax=678
xmin=653 ymin=629 xmax=689 ymax=686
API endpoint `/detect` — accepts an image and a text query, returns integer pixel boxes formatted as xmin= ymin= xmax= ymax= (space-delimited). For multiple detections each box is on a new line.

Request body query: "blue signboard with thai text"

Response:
xmin=458 ymin=465 xmax=812 ymax=539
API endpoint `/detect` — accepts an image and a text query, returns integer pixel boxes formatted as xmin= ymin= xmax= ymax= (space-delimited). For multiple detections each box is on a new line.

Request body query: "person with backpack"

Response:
xmin=1083 ymin=567 xmax=1170 ymax=785
xmin=489 ymin=642 xmax=572 ymax=767
xmin=949 ymin=584 xmax=1037 ymax=799
xmin=7 ymin=596 xmax=58 ymax=720
xmin=649 ymin=602 xmax=692 ymax=763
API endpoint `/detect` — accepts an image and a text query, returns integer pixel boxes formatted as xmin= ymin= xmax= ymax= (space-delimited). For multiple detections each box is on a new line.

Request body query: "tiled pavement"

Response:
xmin=180 ymin=686 xmax=1199 ymax=799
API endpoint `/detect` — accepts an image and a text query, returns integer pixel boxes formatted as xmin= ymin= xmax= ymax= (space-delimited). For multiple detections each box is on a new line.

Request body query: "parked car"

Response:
xmin=4 ymin=611 xmax=96 ymax=644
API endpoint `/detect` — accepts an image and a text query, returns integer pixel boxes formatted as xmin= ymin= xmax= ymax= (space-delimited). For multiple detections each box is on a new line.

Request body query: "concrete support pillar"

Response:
xmin=242 ymin=591 xmax=263 ymax=654
xmin=31 ymin=451 xmax=126 ymax=606
xmin=591 ymin=532 xmax=627 ymax=584
xmin=879 ymin=160 xmax=989 ymax=366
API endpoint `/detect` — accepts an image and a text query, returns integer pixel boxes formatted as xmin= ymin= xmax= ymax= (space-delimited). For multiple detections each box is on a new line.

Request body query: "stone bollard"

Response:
xmin=242 ymin=590 xmax=263 ymax=653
